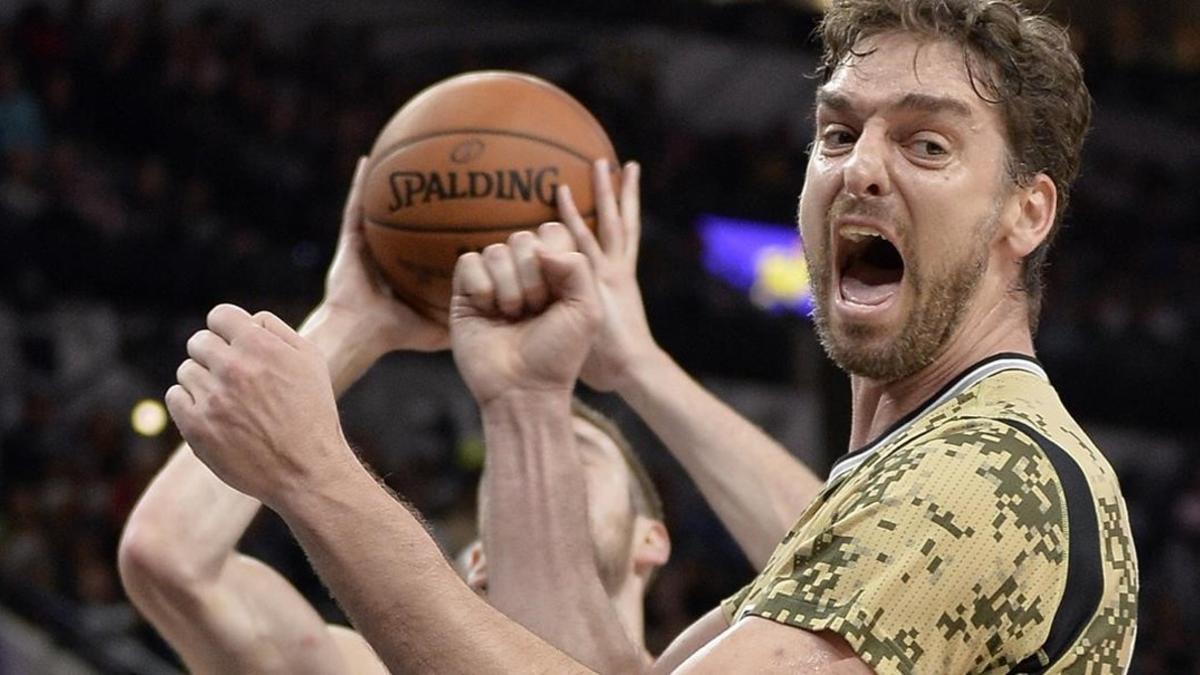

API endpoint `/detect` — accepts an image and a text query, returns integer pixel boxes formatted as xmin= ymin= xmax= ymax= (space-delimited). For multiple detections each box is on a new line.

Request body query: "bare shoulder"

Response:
xmin=327 ymin=625 xmax=390 ymax=675
xmin=674 ymin=616 xmax=873 ymax=674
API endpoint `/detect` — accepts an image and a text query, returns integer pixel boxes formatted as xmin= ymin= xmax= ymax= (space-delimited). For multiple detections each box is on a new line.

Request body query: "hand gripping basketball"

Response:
xmin=448 ymin=224 xmax=603 ymax=406
xmin=362 ymin=71 xmax=619 ymax=323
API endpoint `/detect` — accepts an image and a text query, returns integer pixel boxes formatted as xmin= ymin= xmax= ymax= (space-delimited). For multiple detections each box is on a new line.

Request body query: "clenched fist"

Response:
xmin=166 ymin=304 xmax=354 ymax=507
xmin=449 ymin=224 xmax=603 ymax=407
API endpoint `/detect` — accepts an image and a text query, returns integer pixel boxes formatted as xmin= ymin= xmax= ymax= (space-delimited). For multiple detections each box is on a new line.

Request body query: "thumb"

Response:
xmin=338 ymin=156 xmax=370 ymax=242
xmin=538 ymin=250 xmax=600 ymax=310
xmin=253 ymin=311 xmax=307 ymax=350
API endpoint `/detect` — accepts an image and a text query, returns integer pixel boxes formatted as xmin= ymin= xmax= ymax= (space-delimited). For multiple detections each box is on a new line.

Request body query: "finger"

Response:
xmin=452 ymin=251 xmax=497 ymax=314
xmin=556 ymin=185 xmax=604 ymax=264
xmin=619 ymin=161 xmax=642 ymax=259
xmin=340 ymin=156 xmax=370 ymax=241
xmin=537 ymin=221 xmax=577 ymax=254
xmin=253 ymin=311 xmax=306 ymax=350
xmin=538 ymin=250 xmax=599 ymax=311
xmin=207 ymin=304 xmax=257 ymax=344
xmin=176 ymin=359 xmax=213 ymax=397
xmin=593 ymin=158 xmax=623 ymax=256
xmin=482 ymin=243 xmax=523 ymax=318
xmin=509 ymin=230 xmax=549 ymax=312
xmin=165 ymin=383 xmax=194 ymax=422
xmin=187 ymin=329 xmax=229 ymax=369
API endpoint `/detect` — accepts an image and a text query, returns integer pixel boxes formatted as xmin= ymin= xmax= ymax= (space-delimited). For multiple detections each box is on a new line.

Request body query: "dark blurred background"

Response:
xmin=0 ymin=0 xmax=1196 ymax=672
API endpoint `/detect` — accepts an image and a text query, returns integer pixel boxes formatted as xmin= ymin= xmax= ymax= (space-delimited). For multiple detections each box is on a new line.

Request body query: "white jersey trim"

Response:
xmin=825 ymin=356 xmax=1049 ymax=488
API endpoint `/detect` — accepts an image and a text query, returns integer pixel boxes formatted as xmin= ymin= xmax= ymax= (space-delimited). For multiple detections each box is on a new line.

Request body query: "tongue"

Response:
xmin=840 ymin=261 xmax=899 ymax=306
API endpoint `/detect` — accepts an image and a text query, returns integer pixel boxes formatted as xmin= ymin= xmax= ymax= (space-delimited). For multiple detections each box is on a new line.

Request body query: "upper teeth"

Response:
xmin=842 ymin=226 xmax=885 ymax=243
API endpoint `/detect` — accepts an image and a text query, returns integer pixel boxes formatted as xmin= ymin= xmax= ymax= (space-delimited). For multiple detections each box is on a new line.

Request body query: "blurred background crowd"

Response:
xmin=0 ymin=0 xmax=1196 ymax=672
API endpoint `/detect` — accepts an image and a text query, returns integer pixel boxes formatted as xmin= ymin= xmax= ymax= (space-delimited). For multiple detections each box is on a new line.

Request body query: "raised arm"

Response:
xmin=558 ymin=161 xmax=823 ymax=567
xmin=161 ymin=280 xmax=608 ymax=672
xmin=117 ymin=442 xmax=386 ymax=674
xmin=451 ymin=227 xmax=645 ymax=671
xmin=116 ymin=308 xmax=392 ymax=674
xmin=118 ymin=157 xmax=443 ymax=674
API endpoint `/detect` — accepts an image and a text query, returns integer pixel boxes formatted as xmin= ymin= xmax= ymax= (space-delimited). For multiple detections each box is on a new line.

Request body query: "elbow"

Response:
xmin=117 ymin=516 xmax=201 ymax=601
xmin=117 ymin=519 xmax=168 ymax=592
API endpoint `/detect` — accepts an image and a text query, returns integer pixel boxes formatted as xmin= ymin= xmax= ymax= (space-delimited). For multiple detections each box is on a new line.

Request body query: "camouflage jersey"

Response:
xmin=723 ymin=354 xmax=1138 ymax=674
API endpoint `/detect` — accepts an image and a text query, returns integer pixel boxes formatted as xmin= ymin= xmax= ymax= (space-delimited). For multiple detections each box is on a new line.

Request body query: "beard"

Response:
xmin=806 ymin=197 xmax=999 ymax=383
xmin=591 ymin=497 xmax=636 ymax=595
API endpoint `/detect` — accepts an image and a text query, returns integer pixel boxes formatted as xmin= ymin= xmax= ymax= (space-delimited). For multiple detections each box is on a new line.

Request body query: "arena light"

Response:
xmin=131 ymin=399 xmax=169 ymax=437
xmin=697 ymin=214 xmax=814 ymax=317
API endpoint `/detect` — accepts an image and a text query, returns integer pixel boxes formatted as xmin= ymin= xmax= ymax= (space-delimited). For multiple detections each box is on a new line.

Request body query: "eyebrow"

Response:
xmin=815 ymin=88 xmax=975 ymax=120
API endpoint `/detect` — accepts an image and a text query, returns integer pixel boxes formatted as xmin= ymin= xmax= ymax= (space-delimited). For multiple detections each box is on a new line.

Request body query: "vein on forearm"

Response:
xmin=479 ymin=392 xmax=643 ymax=672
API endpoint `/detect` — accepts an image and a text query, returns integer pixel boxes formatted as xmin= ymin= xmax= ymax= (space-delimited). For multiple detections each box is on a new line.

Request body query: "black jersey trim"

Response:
xmin=999 ymin=418 xmax=1103 ymax=674
xmin=828 ymin=353 xmax=1045 ymax=481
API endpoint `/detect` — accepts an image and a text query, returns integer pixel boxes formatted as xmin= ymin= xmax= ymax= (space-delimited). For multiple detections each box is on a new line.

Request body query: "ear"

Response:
xmin=631 ymin=518 xmax=670 ymax=580
xmin=466 ymin=540 xmax=485 ymax=571
xmin=1001 ymin=173 xmax=1057 ymax=259
xmin=456 ymin=540 xmax=487 ymax=593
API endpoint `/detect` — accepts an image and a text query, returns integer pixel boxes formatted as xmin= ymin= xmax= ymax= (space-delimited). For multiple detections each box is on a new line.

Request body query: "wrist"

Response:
xmin=268 ymin=437 xmax=374 ymax=519
xmin=480 ymin=388 xmax=574 ymax=423
xmin=614 ymin=344 xmax=673 ymax=399
xmin=301 ymin=304 xmax=393 ymax=395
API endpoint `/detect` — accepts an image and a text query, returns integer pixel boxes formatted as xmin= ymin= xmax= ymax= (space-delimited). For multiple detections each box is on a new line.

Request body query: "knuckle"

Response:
xmin=481 ymin=243 xmax=509 ymax=261
xmin=223 ymin=358 xmax=249 ymax=384
xmin=206 ymin=303 xmax=231 ymax=325
xmin=498 ymin=297 xmax=523 ymax=315
xmin=206 ymin=391 xmax=228 ymax=414
xmin=508 ymin=230 xmax=535 ymax=247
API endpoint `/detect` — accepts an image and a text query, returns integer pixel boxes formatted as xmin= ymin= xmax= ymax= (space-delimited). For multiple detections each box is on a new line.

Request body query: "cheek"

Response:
xmin=585 ymin=475 xmax=631 ymax=538
xmin=798 ymin=157 xmax=840 ymax=232
xmin=900 ymin=177 xmax=991 ymax=265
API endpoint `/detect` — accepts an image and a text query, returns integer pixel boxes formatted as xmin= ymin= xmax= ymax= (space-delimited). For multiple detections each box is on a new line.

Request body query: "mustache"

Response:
xmin=826 ymin=194 xmax=895 ymax=225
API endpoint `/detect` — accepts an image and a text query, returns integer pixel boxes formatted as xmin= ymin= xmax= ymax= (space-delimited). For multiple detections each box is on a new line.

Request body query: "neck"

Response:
xmin=610 ymin=575 xmax=651 ymax=662
xmin=846 ymin=289 xmax=1034 ymax=451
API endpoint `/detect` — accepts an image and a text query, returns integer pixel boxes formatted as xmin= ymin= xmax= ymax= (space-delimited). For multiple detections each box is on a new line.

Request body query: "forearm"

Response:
xmin=273 ymin=454 xmax=593 ymax=674
xmin=298 ymin=304 xmax=393 ymax=397
xmin=119 ymin=444 xmax=261 ymax=589
xmin=480 ymin=391 xmax=643 ymax=672
xmin=618 ymin=348 xmax=822 ymax=568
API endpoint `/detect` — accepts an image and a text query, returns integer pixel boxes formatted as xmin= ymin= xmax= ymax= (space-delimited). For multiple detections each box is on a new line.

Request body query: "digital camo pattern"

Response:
xmin=723 ymin=365 xmax=1138 ymax=674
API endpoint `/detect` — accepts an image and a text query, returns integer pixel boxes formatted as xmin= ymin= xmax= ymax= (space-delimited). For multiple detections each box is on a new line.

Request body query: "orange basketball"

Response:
xmin=362 ymin=70 xmax=620 ymax=322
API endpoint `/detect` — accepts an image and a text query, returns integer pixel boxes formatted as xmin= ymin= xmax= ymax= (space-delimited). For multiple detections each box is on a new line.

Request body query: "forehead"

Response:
xmin=572 ymin=416 xmax=625 ymax=470
xmin=820 ymin=31 xmax=998 ymax=123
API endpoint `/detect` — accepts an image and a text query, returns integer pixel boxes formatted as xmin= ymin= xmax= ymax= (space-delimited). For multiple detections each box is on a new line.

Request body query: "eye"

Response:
xmin=915 ymin=140 xmax=946 ymax=155
xmin=819 ymin=126 xmax=857 ymax=154
xmin=907 ymin=135 xmax=950 ymax=161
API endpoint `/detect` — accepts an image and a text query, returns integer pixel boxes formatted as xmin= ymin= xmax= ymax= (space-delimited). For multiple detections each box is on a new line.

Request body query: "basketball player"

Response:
xmin=117 ymin=163 xmax=668 ymax=673
xmin=163 ymin=0 xmax=1138 ymax=671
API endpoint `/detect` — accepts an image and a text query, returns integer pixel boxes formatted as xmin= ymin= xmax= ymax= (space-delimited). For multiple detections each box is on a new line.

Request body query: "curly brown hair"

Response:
xmin=818 ymin=0 xmax=1091 ymax=327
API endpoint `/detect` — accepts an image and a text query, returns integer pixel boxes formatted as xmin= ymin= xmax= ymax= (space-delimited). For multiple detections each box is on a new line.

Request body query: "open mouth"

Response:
xmin=837 ymin=226 xmax=905 ymax=308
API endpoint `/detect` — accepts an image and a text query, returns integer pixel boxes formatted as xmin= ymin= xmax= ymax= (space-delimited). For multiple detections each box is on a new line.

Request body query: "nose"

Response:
xmin=842 ymin=127 xmax=891 ymax=198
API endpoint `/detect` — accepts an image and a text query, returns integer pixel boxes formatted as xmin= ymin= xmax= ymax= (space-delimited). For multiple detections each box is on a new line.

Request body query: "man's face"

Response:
xmin=800 ymin=32 xmax=1013 ymax=381
xmin=463 ymin=416 xmax=639 ymax=595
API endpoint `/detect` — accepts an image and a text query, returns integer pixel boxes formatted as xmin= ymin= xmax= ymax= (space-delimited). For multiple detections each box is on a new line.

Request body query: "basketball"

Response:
xmin=361 ymin=70 xmax=620 ymax=321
